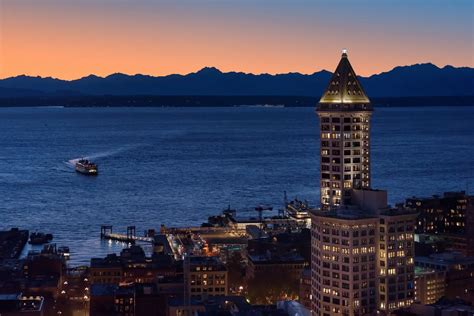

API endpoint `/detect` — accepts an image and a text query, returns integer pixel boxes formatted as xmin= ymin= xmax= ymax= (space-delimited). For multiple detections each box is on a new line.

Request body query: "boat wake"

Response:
xmin=65 ymin=144 xmax=144 ymax=168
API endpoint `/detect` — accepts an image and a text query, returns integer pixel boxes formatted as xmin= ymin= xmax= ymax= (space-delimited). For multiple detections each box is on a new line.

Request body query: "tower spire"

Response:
xmin=319 ymin=51 xmax=370 ymax=105
xmin=316 ymin=51 xmax=372 ymax=208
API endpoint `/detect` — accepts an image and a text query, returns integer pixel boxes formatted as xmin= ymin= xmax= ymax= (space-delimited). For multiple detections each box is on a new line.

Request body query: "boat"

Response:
xmin=29 ymin=232 xmax=53 ymax=245
xmin=75 ymin=159 xmax=98 ymax=175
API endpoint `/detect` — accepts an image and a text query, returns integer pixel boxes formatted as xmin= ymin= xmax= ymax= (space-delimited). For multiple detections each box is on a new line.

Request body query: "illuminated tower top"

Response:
xmin=319 ymin=50 xmax=371 ymax=107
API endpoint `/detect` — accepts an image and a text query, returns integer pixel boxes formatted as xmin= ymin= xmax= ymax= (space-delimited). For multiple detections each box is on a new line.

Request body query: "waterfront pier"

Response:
xmin=100 ymin=225 xmax=153 ymax=244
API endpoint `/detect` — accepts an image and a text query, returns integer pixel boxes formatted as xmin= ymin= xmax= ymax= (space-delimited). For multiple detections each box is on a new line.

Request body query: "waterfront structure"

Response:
xmin=311 ymin=51 xmax=417 ymax=316
xmin=316 ymin=50 xmax=372 ymax=209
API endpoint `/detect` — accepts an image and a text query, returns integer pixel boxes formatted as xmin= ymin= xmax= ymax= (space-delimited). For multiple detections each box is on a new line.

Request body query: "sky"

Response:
xmin=0 ymin=0 xmax=472 ymax=80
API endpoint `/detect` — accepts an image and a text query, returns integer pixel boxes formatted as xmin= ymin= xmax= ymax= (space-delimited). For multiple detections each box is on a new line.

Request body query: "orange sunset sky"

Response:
xmin=0 ymin=0 xmax=472 ymax=80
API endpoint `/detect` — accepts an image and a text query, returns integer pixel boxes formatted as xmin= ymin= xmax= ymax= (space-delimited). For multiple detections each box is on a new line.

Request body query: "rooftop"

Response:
xmin=415 ymin=252 xmax=474 ymax=267
xmin=248 ymin=252 xmax=306 ymax=264
xmin=311 ymin=207 xmax=378 ymax=220
xmin=188 ymin=256 xmax=226 ymax=270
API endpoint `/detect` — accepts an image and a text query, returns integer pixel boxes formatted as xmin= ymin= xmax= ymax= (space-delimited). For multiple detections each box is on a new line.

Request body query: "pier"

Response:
xmin=100 ymin=225 xmax=153 ymax=244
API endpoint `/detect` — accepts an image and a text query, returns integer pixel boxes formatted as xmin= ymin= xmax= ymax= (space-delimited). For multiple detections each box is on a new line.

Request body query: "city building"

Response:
xmin=22 ymin=244 xmax=66 ymax=299
xmin=414 ymin=267 xmax=445 ymax=305
xmin=377 ymin=209 xmax=416 ymax=311
xmin=406 ymin=191 xmax=470 ymax=235
xmin=415 ymin=252 xmax=474 ymax=303
xmin=316 ymin=50 xmax=372 ymax=209
xmin=184 ymin=256 xmax=228 ymax=302
xmin=90 ymin=254 xmax=123 ymax=285
xmin=90 ymin=245 xmax=179 ymax=286
xmin=406 ymin=191 xmax=474 ymax=255
xmin=246 ymin=252 xmax=308 ymax=303
xmin=311 ymin=212 xmax=379 ymax=315
xmin=311 ymin=51 xmax=417 ymax=316
xmin=90 ymin=283 xmax=162 ymax=316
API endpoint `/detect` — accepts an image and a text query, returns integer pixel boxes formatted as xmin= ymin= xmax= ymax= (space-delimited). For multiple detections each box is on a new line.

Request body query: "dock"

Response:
xmin=100 ymin=225 xmax=153 ymax=244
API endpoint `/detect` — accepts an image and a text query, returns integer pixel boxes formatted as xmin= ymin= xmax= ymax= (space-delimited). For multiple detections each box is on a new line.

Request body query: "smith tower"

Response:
xmin=311 ymin=51 xmax=417 ymax=316
xmin=317 ymin=50 xmax=372 ymax=209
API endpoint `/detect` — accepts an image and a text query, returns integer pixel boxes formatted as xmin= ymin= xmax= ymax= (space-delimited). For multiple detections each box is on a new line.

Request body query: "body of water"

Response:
xmin=0 ymin=106 xmax=473 ymax=265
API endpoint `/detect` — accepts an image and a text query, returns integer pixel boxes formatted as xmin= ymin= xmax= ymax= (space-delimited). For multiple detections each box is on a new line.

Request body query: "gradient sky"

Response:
xmin=0 ymin=0 xmax=472 ymax=79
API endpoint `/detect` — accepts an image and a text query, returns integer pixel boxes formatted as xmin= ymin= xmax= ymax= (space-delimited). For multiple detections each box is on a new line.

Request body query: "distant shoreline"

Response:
xmin=0 ymin=95 xmax=473 ymax=107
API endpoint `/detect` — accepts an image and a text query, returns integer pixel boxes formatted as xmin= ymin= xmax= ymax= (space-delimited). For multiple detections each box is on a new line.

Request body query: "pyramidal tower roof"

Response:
xmin=319 ymin=50 xmax=370 ymax=105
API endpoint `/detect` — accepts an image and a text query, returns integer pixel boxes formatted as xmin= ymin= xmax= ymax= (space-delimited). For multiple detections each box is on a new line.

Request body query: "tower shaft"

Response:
xmin=317 ymin=52 xmax=372 ymax=209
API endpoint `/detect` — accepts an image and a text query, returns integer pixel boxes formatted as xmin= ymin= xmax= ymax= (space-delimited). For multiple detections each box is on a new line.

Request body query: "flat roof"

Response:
xmin=248 ymin=253 xmax=306 ymax=264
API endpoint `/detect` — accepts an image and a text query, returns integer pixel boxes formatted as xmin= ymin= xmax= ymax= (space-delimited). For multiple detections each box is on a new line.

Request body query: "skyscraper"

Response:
xmin=317 ymin=50 xmax=372 ymax=209
xmin=311 ymin=51 xmax=416 ymax=316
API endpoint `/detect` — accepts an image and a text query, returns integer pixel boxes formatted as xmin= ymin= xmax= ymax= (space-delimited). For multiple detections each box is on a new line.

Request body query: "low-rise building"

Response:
xmin=90 ymin=254 xmax=123 ymax=285
xmin=185 ymin=256 xmax=228 ymax=302
xmin=90 ymin=245 xmax=179 ymax=285
xmin=415 ymin=252 xmax=474 ymax=303
xmin=23 ymin=244 xmax=65 ymax=299
xmin=414 ymin=267 xmax=445 ymax=305
xmin=406 ymin=191 xmax=470 ymax=235
xmin=406 ymin=191 xmax=473 ymax=255
xmin=246 ymin=251 xmax=308 ymax=304
xmin=90 ymin=283 xmax=162 ymax=316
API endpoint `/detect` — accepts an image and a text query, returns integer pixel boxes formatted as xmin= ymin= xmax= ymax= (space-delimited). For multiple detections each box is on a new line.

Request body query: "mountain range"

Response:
xmin=0 ymin=63 xmax=472 ymax=98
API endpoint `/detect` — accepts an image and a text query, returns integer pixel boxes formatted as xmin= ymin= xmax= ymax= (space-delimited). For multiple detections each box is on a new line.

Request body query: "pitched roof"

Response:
xmin=319 ymin=51 xmax=370 ymax=104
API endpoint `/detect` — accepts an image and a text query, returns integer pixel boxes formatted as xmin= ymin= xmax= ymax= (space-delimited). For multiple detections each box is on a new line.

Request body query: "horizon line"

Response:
xmin=1 ymin=62 xmax=471 ymax=82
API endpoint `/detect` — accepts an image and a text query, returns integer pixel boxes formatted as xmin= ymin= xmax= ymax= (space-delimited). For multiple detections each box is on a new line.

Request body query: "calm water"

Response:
xmin=0 ymin=106 xmax=473 ymax=265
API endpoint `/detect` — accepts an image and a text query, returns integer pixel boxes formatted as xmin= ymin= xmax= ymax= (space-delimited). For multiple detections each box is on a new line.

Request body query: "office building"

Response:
xmin=311 ymin=51 xmax=417 ymax=316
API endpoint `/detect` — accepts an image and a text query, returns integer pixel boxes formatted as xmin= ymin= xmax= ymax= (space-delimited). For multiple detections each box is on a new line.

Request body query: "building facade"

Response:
xmin=311 ymin=51 xmax=417 ymax=316
xmin=406 ymin=191 xmax=470 ymax=235
xmin=316 ymin=50 xmax=372 ymax=209
xmin=311 ymin=215 xmax=379 ymax=315
xmin=184 ymin=256 xmax=228 ymax=302
xmin=414 ymin=268 xmax=446 ymax=305
xmin=377 ymin=211 xmax=416 ymax=311
xmin=406 ymin=191 xmax=474 ymax=255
